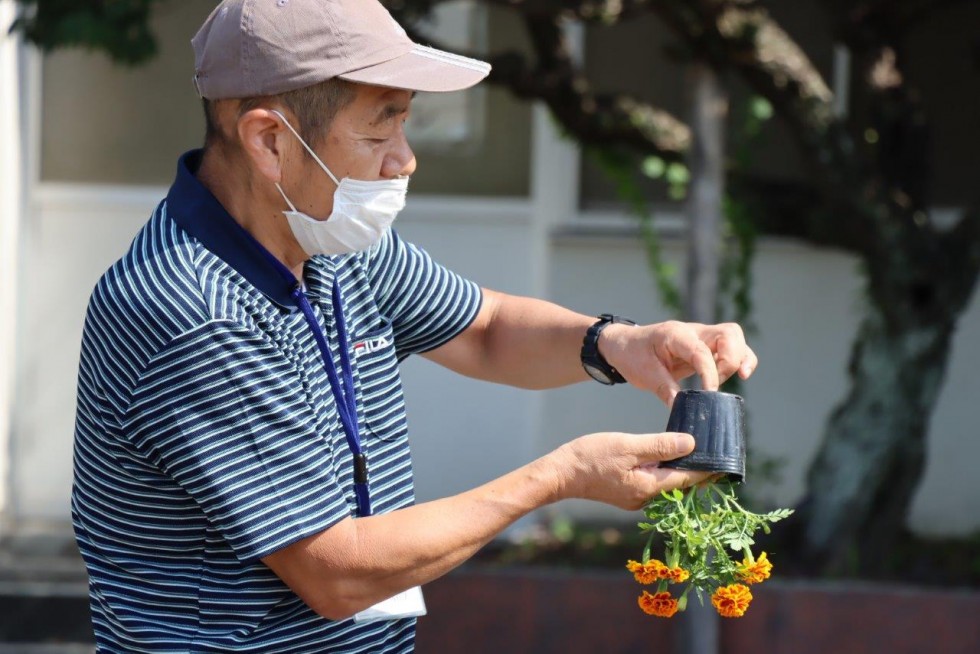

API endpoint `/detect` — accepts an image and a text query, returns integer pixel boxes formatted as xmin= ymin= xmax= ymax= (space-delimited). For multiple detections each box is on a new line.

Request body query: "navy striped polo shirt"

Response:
xmin=71 ymin=150 xmax=482 ymax=652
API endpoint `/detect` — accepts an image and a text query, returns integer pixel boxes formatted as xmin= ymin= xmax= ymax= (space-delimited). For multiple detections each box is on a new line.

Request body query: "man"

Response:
xmin=71 ymin=0 xmax=757 ymax=651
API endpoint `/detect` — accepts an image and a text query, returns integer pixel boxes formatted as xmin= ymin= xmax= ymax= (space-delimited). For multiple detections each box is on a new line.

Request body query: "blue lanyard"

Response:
xmin=291 ymin=281 xmax=371 ymax=517
xmin=253 ymin=247 xmax=371 ymax=517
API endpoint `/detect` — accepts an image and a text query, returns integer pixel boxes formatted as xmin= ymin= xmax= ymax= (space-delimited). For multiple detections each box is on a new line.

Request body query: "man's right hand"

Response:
xmin=548 ymin=431 xmax=708 ymax=510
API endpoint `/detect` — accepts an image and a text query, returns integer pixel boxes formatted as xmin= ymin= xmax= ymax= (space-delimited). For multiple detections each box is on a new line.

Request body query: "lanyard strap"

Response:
xmin=291 ymin=280 xmax=371 ymax=517
xmin=248 ymin=239 xmax=371 ymax=516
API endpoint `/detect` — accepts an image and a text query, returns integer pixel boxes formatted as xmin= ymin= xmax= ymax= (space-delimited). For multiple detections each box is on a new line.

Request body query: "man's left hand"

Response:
xmin=600 ymin=321 xmax=758 ymax=406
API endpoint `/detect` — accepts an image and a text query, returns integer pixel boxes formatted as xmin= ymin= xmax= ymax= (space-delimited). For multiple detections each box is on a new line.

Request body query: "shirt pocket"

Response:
xmin=352 ymin=317 xmax=408 ymax=443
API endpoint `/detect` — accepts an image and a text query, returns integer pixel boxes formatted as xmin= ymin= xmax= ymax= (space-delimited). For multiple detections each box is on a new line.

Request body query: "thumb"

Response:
xmin=637 ymin=432 xmax=695 ymax=464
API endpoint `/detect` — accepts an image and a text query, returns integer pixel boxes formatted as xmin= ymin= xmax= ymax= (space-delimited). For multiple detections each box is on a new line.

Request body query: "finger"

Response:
xmin=698 ymin=472 xmax=726 ymax=488
xmin=643 ymin=356 xmax=681 ymax=407
xmin=738 ymin=345 xmax=759 ymax=379
xmin=666 ymin=327 xmax=719 ymax=391
xmin=635 ymin=466 xmax=713 ymax=492
xmin=711 ymin=324 xmax=747 ymax=384
xmin=668 ymin=362 xmax=695 ymax=381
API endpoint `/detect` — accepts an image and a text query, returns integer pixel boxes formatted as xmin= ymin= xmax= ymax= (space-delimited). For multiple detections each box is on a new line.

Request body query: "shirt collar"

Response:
xmin=166 ymin=150 xmax=297 ymax=308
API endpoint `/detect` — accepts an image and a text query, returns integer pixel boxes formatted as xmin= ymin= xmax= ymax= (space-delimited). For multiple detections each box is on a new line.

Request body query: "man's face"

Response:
xmin=282 ymin=83 xmax=416 ymax=221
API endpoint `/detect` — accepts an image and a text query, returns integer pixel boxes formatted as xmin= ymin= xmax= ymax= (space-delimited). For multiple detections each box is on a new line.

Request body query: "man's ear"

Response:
xmin=238 ymin=108 xmax=288 ymax=184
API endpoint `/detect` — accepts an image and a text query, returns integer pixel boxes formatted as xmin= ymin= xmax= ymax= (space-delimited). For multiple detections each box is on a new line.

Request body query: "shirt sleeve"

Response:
xmin=364 ymin=228 xmax=483 ymax=360
xmin=123 ymin=320 xmax=351 ymax=564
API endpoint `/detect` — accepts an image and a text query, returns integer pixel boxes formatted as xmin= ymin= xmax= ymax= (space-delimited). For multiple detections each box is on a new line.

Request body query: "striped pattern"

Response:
xmin=71 ymin=201 xmax=481 ymax=652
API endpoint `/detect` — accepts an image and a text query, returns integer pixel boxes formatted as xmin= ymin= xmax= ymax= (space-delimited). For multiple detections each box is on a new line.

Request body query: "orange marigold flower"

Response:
xmin=664 ymin=566 xmax=690 ymax=583
xmin=737 ymin=551 xmax=773 ymax=585
xmin=638 ymin=590 xmax=680 ymax=618
xmin=711 ymin=583 xmax=753 ymax=618
xmin=626 ymin=559 xmax=666 ymax=585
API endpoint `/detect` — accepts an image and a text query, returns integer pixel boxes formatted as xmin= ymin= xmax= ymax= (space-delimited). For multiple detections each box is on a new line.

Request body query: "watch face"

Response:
xmin=584 ymin=361 xmax=614 ymax=385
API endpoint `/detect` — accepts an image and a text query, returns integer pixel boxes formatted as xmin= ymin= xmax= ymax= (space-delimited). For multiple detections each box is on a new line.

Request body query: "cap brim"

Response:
xmin=339 ymin=44 xmax=490 ymax=93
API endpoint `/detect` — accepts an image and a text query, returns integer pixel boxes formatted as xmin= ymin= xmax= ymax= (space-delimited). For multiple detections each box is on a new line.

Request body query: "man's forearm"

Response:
xmin=263 ymin=449 xmax=565 ymax=620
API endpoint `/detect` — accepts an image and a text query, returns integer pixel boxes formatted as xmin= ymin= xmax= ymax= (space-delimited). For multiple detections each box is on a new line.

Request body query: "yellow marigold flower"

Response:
xmin=664 ymin=566 xmax=690 ymax=583
xmin=711 ymin=583 xmax=753 ymax=618
xmin=626 ymin=559 xmax=666 ymax=585
xmin=638 ymin=590 xmax=680 ymax=618
xmin=737 ymin=551 xmax=773 ymax=585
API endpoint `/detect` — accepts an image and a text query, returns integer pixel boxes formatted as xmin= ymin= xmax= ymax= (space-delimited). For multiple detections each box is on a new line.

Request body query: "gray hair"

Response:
xmin=203 ymin=78 xmax=358 ymax=150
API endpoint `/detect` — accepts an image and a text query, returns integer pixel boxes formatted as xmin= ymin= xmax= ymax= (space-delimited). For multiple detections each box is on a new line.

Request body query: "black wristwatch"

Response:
xmin=581 ymin=314 xmax=636 ymax=385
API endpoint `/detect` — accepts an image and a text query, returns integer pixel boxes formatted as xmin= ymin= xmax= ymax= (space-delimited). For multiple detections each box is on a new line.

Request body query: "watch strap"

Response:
xmin=581 ymin=314 xmax=635 ymax=385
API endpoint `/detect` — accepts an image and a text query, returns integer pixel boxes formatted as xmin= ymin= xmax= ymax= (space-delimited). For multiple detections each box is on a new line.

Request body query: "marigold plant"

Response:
xmin=627 ymin=480 xmax=793 ymax=619
xmin=638 ymin=590 xmax=680 ymax=618
xmin=711 ymin=583 xmax=753 ymax=618
xmin=626 ymin=559 xmax=690 ymax=585
xmin=736 ymin=551 xmax=772 ymax=585
xmin=626 ymin=559 xmax=665 ymax=585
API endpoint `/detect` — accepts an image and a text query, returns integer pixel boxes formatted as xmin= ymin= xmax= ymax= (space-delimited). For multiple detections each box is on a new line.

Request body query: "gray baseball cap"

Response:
xmin=192 ymin=0 xmax=491 ymax=99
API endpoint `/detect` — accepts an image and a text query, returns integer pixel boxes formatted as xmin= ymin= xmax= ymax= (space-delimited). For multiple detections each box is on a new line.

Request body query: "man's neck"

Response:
xmin=197 ymin=146 xmax=307 ymax=280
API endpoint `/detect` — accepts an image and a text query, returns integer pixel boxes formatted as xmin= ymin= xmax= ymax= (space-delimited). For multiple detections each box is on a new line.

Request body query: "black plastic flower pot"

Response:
xmin=660 ymin=390 xmax=746 ymax=482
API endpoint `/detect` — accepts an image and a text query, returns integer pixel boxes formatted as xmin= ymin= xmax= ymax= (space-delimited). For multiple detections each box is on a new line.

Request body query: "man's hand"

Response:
xmin=549 ymin=431 xmax=710 ymax=510
xmin=600 ymin=321 xmax=758 ymax=406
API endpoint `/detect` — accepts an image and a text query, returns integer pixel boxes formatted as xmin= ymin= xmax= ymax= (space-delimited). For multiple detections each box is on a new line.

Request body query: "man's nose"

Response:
xmin=398 ymin=154 xmax=417 ymax=178
xmin=382 ymin=132 xmax=416 ymax=178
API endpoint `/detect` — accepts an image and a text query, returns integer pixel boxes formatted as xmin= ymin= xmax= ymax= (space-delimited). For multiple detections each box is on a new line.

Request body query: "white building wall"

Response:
xmin=11 ymin=186 xmax=161 ymax=530
xmin=0 ymin=0 xmax=23 ymax=523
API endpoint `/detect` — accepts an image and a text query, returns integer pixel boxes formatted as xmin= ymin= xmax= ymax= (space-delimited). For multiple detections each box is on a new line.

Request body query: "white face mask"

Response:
xmin=271 ymin=109 xmax=408 ymax=257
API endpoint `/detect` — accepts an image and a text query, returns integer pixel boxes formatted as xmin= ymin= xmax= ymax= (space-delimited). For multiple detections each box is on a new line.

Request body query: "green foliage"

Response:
xmin=640 ymin=481 xmax=793 ymax=597
xmin=11 ymin=0 xmax=168 ymax=65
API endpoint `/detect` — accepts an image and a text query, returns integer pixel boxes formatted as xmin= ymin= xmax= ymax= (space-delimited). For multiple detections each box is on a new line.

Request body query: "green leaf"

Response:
xmin=750 ymin=96 xmax=774 ymax=121
xmin=666 ymin=163 xmax=690 ymax=185
xmin=725 ymin=535 xmax=752 ymax=551
xmin=767 ymin=509 xmax=795 ymax=520
xmin=642 ymin=156 xmax=666 ymax=179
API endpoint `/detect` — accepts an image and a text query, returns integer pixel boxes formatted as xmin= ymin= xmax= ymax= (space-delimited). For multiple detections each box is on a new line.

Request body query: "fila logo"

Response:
xmin=354 ymin=335 xmax=391 ymax=357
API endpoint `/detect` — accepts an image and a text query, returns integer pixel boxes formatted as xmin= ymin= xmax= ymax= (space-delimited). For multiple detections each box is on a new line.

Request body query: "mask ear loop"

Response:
xmin=270 ymin=109 xmax=341 ymax=187
xmin=274 ymin=182 xmax=299 ymax=212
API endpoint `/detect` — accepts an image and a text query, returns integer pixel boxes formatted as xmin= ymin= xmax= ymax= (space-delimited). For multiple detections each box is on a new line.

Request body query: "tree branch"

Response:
xmin=398 ymin=0 xmax=877 ymax=253
xmin=817 ymin=0 xmax=977 ymax=48
xmin=397 ymin=0 xmax=658 ymax=23
xmin=647 ymin=1 xmax=888 ymax=240
xmin=729 ymin=174 xmax=871 ymax=254
xmin=397 ymin=13 xmax=691 ymax=161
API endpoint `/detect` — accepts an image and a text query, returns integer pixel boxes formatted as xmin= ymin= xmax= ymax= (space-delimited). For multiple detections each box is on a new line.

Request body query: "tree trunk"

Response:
xmin=677 ymin=61 xmax=725 ymax=654
xmin=798 ymin=234 xmax=980 ymax=571
xmin=685 ymin=63 xmax=726 ymax=329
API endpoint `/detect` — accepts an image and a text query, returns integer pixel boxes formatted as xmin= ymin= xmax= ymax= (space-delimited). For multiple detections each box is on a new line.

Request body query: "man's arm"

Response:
xmin=421 ymin=289 xmax=593 ymax=389
xmin=423 ymin=288 xmax=758 ymax=404
xmin=263 ymin=430 xmax=705 ymax=621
